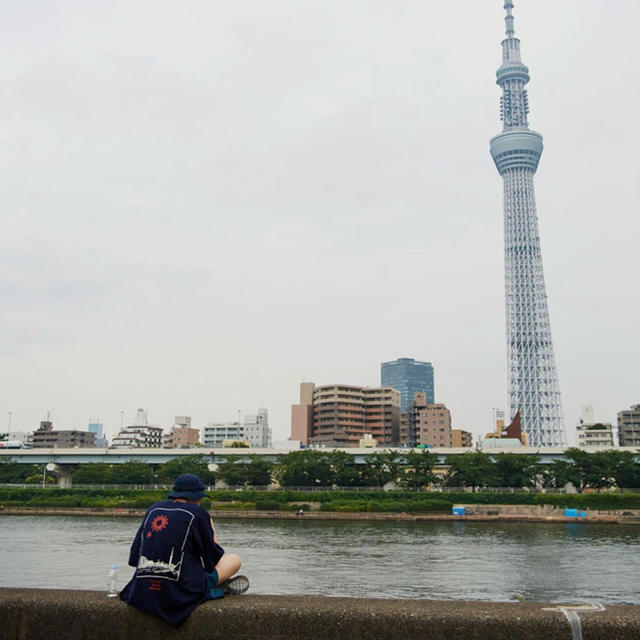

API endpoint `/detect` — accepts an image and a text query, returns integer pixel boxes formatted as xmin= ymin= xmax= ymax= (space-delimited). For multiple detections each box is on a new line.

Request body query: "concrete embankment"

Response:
xmin=1 ymin=588 xmax=639 ymax=640
xmin=2 ymin=504 xmax=639 ymax=524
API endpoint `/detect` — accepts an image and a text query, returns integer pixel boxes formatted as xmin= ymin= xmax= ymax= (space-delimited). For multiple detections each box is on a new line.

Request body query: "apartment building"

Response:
xmin=202 ymin=422 xmax=243 ymax=447
xmin=291 ymin=382 xmax=401 ymax=447
xmin=576 ymin=423 xmax=614 ymax=448
xmin=110 ymin=425 xmax=164 ymax=448
xmin=164 ymin=420 xmax=200 ymax=448
xmin=451 ymin=429 xmax=473 ymax=448
xmin=400 ymin=392 xmax=453 ymax=448
xmin=618 ymin=404 xmax=640 ymax=447
xmin=111 ymin=409 xmax=163 ymax=448
xmin=31 ymin=421 xmax=96 ymax=448
xmin=414 ymin=395 xmax=452 ymax=448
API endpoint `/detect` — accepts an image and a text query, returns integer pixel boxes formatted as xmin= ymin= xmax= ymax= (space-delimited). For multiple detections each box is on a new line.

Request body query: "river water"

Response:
xmin=1 ymin=515 xmax=639 ymax=604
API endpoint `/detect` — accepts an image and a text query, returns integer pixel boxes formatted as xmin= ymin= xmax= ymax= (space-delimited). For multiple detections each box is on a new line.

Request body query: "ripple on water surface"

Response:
xmin=1 ymin=515 xmax=639 ymax=603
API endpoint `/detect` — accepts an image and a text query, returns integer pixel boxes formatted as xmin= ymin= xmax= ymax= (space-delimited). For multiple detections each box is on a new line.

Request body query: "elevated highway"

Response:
xmin=0 ymin=445 xmax=581 ymax=466
xmin=2 ymin=446 xmax=638 ymax=488
xmin=3 ymin=445 xmax=640 ymax=465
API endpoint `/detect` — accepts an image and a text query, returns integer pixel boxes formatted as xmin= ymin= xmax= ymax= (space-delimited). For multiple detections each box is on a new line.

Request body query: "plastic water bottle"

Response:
xmin=107 ymin=565 xmax=118 ymax=597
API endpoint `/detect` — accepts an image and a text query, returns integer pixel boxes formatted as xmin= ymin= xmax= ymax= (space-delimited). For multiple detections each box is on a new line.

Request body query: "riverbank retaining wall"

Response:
xmin=1 ymin=588 xmax=639 ymax=640
xmin=4 ymin=504 xmax=638 ymax=523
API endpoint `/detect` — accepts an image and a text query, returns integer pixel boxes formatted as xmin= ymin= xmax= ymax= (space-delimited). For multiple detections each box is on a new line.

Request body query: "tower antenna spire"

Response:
xmin=490 ymin=0 xmax=566 ymax=448
xmin=504 ymin=1 xmax=515 ymax=38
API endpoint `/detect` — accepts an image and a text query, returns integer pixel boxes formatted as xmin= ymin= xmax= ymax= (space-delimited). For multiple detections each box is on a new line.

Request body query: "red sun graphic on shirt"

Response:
xmin=146 ymin=514 xmax=169 ymax=538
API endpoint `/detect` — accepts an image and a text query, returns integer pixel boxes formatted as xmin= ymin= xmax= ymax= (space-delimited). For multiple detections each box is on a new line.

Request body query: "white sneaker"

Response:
xmin=221 ymin=574 xmax=250 ymax=595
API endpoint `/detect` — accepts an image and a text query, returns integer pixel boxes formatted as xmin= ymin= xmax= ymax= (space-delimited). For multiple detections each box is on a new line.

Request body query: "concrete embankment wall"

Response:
xmin=2 ymin=505 xmax=639 ymax=523
xmin=1 ymin=588 xmax=640 ymax=640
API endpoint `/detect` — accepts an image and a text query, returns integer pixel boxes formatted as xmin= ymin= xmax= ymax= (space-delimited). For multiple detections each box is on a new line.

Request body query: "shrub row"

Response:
xmin=2 ymin=488 xmax=640 ymax=512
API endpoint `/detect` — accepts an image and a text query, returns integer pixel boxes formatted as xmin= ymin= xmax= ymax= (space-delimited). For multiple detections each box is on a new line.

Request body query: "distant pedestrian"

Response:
xmin=119 ymin=473 xmax=248 ymax=626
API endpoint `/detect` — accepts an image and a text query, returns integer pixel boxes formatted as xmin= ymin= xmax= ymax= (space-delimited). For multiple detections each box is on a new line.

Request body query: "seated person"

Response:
xmin=119 ymin=473 xmax=248 ymax=626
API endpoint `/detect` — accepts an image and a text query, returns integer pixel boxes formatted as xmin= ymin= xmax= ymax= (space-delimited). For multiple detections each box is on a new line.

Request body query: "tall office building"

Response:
xmin=88 ymin=421 xmax=108 ymax=447
xmin=489 ymin=1 xmax=566 ymax=447
xmin=380 ymin=358 xmax=434 ymax=412
xmin=87 ymin=422 xmax=103 ymax=439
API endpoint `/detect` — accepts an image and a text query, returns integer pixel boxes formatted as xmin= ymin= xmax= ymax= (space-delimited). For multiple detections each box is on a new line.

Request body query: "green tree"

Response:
xmin=276 ymin=450 xmax=334 ymax=487
xmin=582 ymin=450 xmax=618 ymax=490
xmin=0 ymin=460 xmax=40 ymax=483
xmin=328 ymin=451 xmax=364 ymax=487
xmin=548 ymin=449 xmax=640 ymax=492
xmin=216 ymin=458 xmax=250 ymax=486
xmin=72 ymin=463 xmax=115 ymax=484
xmin=562 ymin=448 xmax=609 ymax=492
xmin=444 ymin=451 xmax=496 ymax=489
xmin=398 ymin=449 xmax=437 ymax=488
xmin=542 ymin=459 xmax=581 ymax=490
xmin=572 ymin=449 xmax=640 ymax=491
xmin=609 ymin=451 xmax=640 ymax=489
xmin=244 ymin=456 xmax=274 ymax=486
xmin=156 ymin=455 xmax=214 ymax=484
xmin=361 ymin=452 xmax=401 ymax=487
xmin=216 ymin=455 xmax=274 ymax=486
xmin=490 ymin=453 xmax=540 ymax=488
xmin=111 ymin=460 xmax=155 ymax=484
xmin=25 ymin=471 xmax=55 ymax=484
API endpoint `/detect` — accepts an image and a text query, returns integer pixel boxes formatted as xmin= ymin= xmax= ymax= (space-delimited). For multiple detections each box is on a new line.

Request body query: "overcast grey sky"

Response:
xmin=1 ymin=1 xmax=638 ymax=444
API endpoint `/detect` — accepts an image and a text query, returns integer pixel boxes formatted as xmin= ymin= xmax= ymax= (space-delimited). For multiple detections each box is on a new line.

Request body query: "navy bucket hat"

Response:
xmin=168 ymin=473 xmax=207 ymax=500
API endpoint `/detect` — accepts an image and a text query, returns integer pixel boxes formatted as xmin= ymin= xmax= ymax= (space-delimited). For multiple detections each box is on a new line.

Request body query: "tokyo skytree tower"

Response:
xmin=489 ymin=1 xmax=566 ymax=447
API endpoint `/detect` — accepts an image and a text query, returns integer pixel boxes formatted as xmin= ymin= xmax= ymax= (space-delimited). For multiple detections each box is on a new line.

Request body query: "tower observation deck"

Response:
xmin=489 ymin=1 xmax=566 ymax=447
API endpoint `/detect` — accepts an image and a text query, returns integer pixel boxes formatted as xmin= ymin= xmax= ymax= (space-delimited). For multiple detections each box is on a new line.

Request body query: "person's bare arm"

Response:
xmin=210 ymin=516 xmax=220 ymax=543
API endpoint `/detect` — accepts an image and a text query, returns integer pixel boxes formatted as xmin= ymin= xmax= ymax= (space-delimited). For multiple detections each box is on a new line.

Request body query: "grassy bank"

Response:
xmin=2 ymin=487 xmax=640 ymax=513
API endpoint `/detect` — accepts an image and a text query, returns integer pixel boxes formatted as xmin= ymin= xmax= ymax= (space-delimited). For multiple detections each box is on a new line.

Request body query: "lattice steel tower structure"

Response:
xmin=489 ymin=1 xmax=566 ymax=447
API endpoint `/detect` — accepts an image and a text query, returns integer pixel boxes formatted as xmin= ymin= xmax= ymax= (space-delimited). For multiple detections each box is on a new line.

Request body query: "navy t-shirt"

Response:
xmin=119 ymin=499 xmax=225 ymax=626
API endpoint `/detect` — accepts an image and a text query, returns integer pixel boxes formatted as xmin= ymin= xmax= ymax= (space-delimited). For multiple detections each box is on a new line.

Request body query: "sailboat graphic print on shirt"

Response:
xmin=135 ymin=507 xmax=196 ymax=581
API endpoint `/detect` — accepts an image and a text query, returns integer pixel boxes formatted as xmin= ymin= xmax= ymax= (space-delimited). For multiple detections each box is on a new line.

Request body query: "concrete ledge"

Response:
xmin=1 ymin=588 xmax=640 ymax=640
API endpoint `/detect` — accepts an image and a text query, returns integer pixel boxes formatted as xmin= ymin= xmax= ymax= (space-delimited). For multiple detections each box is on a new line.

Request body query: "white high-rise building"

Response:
xmin=576 ymin=405 xmax=614 ymax=448
xmin=243 ymin=408 xmax=271 ymax=448
xmin=110 ymin=409 xmax=163 ymax=448
xmin=174 ymin=416 xmax=192 ymax=429
xmin=132 ymin=408 xmax=149 ymax=426
xmin=489 ymin=1 xmax=566 ymax=447
xmin=201 ymin=408 xmax=271 ymax=448
xmin=201 ymin=422 xmax=244 ymax=447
